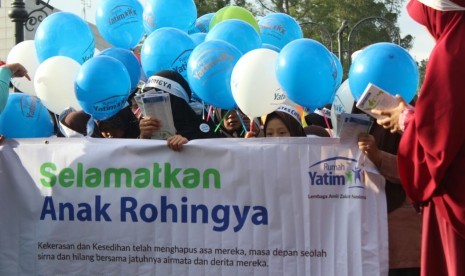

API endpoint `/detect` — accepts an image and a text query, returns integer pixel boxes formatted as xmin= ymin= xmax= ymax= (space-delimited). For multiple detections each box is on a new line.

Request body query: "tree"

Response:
xmin=194 ymin=0 xmax=229 ymax=15
xmin=194 ymin=0 xmax=249 ymax=15
xmin=417 ymin=58 xmax=427 ymax=91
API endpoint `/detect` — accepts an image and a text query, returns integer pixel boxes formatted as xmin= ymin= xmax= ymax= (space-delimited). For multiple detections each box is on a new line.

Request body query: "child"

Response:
xmin=138 ymin=70 xmax=219 ymax=151
xmin=247 ymin=104 xmax=306 ymax=138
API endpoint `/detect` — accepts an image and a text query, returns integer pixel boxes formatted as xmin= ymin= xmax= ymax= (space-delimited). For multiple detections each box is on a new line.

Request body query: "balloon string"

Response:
xmin=134 ymin=107 xmax=140 ymax=116
xmin=53 ymin=113 xmax=59 ymax=131
xmin=236 ymin=110 xmax=247 ymax=133
xmin=202 ymin=102 xmax=205 ymax=120
xmin=367 ymin=119 xmax=374 ymax=134
xmin=206 ymin=105 xmax=213 ymax=122
xmin=322 ymin=111 xmax=333 ymax=138
xmin=214 ymin=109 xmax=231 ymax=132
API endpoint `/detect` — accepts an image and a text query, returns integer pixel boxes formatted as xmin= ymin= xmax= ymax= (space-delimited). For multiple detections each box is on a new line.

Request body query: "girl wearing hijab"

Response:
xmin=372 ymin=1 xmax=465 ymax=275
xmin=59 ymin=106 xmax=140 ymax=139
xmin=246 ymin=104 xmax=306 ymax=138
xmin=211 ymin=108 xmax=263 ymax=138
xmin=138 ymin=70 xmax=218 ymax=150
xmin=212 ymin=108 xmax=247 ymax=138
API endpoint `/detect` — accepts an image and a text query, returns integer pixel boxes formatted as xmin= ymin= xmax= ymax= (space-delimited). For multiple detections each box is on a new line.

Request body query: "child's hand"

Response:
xmin=167 ymin=135 xmax=188 ymax=152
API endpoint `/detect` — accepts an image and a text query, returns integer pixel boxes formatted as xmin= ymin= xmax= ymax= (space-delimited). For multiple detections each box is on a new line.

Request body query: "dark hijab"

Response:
xmin=212 ymin=108 xmax=246 ymax=138
xmin=264 ymin=111 xmax=306 ymax=137
xmin=145 ymin=70 xmax=218 ymax=140
xmin=60 ymin=106 xmax=140 ymax=138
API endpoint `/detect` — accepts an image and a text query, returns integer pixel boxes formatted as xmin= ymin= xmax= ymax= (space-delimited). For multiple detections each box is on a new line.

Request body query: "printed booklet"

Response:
xmin=336 ymin=113 xmax=373 ymax=142
xmin=135 ymin=90 xmax=176 ymax=140
xmin=356 ymin=83 xmax=399 ymax=120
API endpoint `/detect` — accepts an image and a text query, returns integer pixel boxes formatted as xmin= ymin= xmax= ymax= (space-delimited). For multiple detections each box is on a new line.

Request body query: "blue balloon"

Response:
xmin=258 ymin=13 xmax=303 ymax=50
xmin=331 ymin=53 xmax=343 ymax=89
xmin=99 ymin=47 xmax=141 ymax=91
xmin=329 ymin=53 xmax=343 ymax=104
xmin=75 ymin=56 xmax=131 ymax=120
xmin=0 ymin=93 xmax=54 ymax=138
xmin=276 ymin=39 xmax=336 ymax=110
xmin=143 ymin=0 xmax=197 ymax=34
xmin=206 ymin=19 xmax=261 ymax=55
xmin=35 ymin=12 xmax=95 ymax=64
xmin=262 ymin=43 xmax=280 ymax=53
xmin=188 ymin=13 xmax=214 ymax=34
xmin=141 ymin=27 xmax=195 ymax=79
xmin=190 ymin=33 xmax=207 ymax=46
xmin=348 ymin=42 xmax=419 ymax=102
xmin=187 ymin=40 xmax=243 ymax=110
xmin=96 ymin=0 xmax=145 ymax=49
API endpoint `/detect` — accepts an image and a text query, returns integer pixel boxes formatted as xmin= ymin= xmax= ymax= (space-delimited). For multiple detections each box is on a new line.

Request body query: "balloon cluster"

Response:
xmin=1 ymin=1 xmax=420 ymax=139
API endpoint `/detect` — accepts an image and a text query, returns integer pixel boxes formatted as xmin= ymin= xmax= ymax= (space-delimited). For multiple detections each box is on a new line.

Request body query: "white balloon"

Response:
xmin=34 ymin=56 xmax=82 ymax=114
xmin=231 ymin=48 xmax=286 ymax=118
xmin=331 ymin=79 xmax=354 ymax=136
xmin=6 ymin=40 xmax=40 ymax=96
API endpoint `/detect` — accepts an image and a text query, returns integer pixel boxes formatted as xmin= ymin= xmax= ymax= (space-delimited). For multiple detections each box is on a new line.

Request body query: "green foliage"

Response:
xmin=400 ymin=34 xmax=414 ymax=50
xmin=417 ymin=58 xmax=427 ymax=91
xmin=194 ymin=0 xmax=251 ymax=16
xmin=194 ymin=0 xmax=229 ymax=15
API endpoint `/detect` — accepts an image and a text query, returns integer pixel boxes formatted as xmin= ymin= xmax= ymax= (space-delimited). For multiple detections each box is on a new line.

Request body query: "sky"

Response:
xmin=398 ymin=3 xmax=435 ymax=61
xmin=49 ymin=0 xmax=435 ymax=61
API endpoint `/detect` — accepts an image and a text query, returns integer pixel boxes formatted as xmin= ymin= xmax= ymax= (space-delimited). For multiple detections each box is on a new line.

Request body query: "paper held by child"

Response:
xmin=356 ymin=83 xmax=399 ymax=120
xmin=336 ymin=113 xmax=372 ymax=143
xmin=135 ymin=90 xmax=177 ymax=140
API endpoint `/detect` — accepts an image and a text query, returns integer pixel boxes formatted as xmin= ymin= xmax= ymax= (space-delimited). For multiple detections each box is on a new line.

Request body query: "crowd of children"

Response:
xmin=0 ymin=61 xmax=421 ymax=275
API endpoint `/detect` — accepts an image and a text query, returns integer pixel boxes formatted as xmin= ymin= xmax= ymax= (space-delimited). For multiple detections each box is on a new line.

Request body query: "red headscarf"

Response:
xmin=399 ymin=0 xmax=465 ymax=237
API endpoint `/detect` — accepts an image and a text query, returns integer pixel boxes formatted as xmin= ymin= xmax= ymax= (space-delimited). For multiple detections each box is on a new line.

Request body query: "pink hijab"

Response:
xmin=399 ymin=0 xmax=465 ymax=237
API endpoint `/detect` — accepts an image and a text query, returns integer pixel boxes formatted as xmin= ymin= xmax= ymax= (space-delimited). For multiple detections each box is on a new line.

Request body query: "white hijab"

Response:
xmin=418 ymin=0 xmax=465 ymax=11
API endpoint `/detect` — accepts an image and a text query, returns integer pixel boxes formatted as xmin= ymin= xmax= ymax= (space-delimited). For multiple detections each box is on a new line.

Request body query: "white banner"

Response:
xmin=0 ymin=137 xmax=388 ymax=275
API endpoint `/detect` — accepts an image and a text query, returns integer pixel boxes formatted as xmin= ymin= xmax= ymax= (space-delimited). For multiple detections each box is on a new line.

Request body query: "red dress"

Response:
xmin=399 ymin=1 xmax=465 ymax=275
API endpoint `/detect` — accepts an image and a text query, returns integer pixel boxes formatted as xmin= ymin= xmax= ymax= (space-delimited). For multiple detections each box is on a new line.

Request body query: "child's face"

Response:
xmin=265 ymin=118 xmax=291 ymax=137
xmin=223 ymin=111 xmax=249 ymax=132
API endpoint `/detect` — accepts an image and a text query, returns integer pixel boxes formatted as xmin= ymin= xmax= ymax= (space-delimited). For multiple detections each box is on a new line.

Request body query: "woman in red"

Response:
xmin=374 ymin=0 xmax=465 ymax=275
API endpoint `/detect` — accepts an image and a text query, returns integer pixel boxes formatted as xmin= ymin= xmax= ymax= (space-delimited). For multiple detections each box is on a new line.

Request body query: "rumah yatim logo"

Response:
xmin=81 ymin=39 xmax=96 ymax=63
xmin=171 ymin=49 xmax=193 ymax=77
xmin=307 ymin=156 xmax=367 ymax=200
xmin=259 ymin=17 xmax=287 ymax=41
xmin=93 ymin=95 xmax=128 ymax=116
xmin=108 ymin=5 xmax=139 ymax=27
xmin=20 ymin=94 xmax=40 ymax=120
